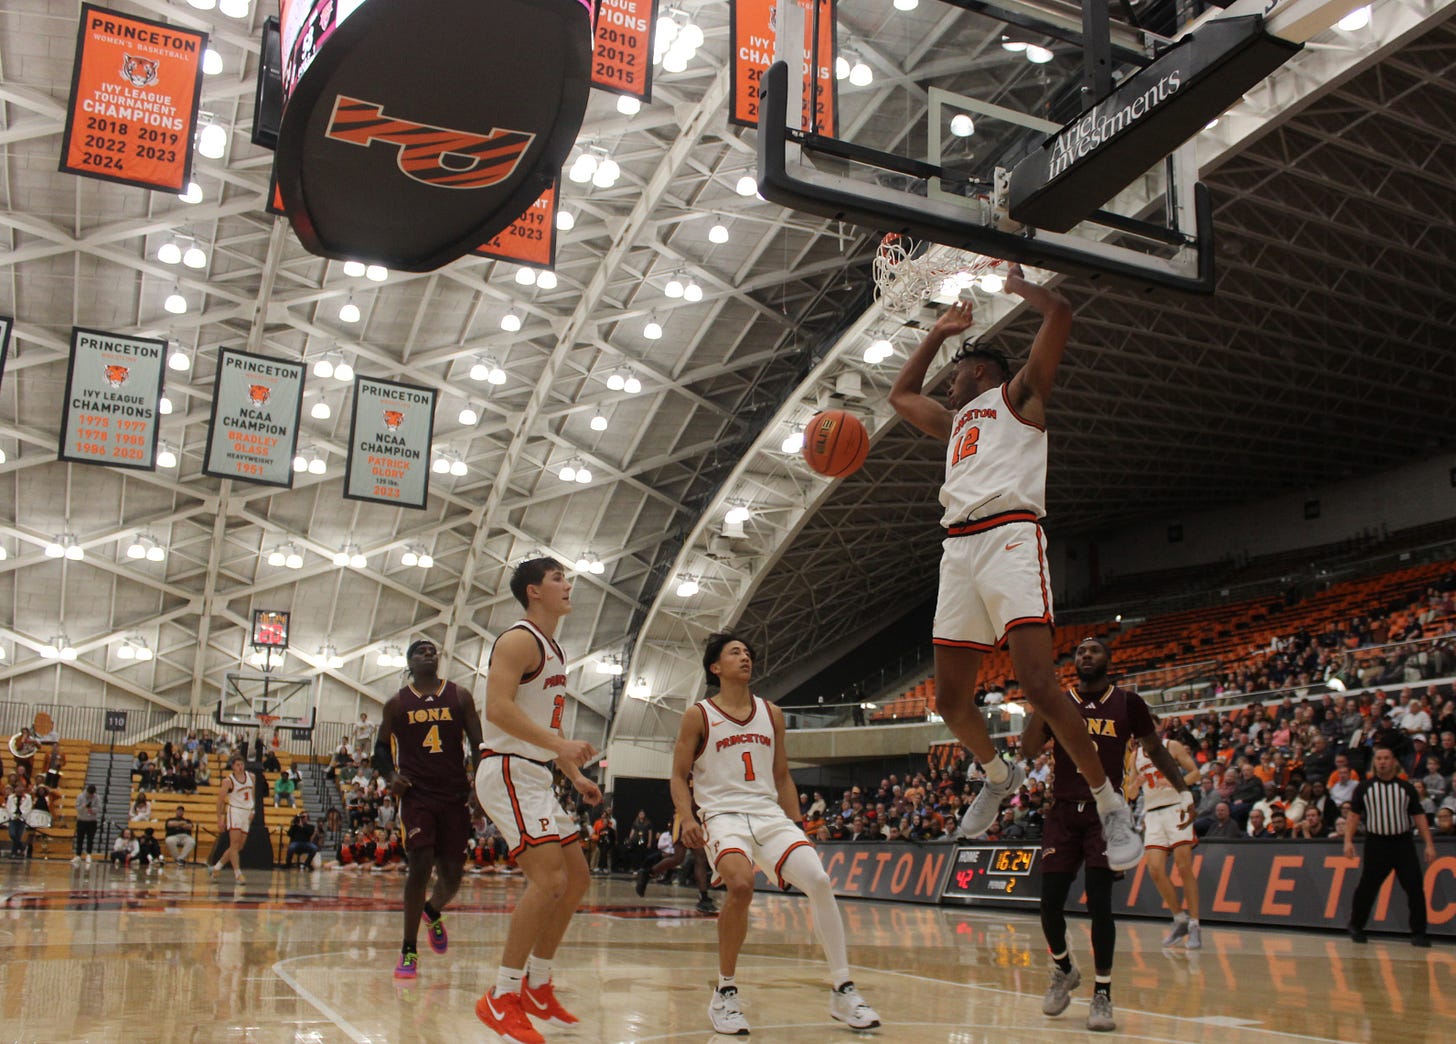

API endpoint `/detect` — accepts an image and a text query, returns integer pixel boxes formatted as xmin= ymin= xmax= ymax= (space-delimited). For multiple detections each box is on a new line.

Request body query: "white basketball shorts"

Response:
xmin=933 ymin=514 xmax=1053 ymax=650
xmin=703 ymin=811 xmax=816 ymax=889
xmin=225 ymin=806 xmax=252 ymax=832
xmin=1143 ymin=803 xmax=1197 ymax=851
xmin=475 ymin=754 xmax=579 ymax=860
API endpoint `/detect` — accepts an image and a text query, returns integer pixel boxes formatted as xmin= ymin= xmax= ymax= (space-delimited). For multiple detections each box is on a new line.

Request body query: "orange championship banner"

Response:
xmin=59 ymin=4 xmax=207 ymax=194
xmin=591 ymin=0 xmax=657 ymax=100
xmin=730 ymin=0 xmax=837 ymax=134
xmin=472 ymin=181 xmax=559 ymax=268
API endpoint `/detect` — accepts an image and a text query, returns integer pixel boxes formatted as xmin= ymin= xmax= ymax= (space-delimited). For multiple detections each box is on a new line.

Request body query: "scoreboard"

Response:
xmin=942 ymin=844 xmax=1042 ymax=904
xmin=251 ymin=609 xmax=291 ymax=650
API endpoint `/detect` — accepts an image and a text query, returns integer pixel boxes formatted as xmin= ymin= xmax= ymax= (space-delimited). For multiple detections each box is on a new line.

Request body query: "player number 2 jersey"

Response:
xmin=940 ymin=383 xmax=1047 ymax=527
xmin=483 ymin=619 xmax=567 ymax=762
xmin=691 ymin=696 xmax=783 ymax=818
xmin=1132 ymin=744 xmax=1181 ymax=810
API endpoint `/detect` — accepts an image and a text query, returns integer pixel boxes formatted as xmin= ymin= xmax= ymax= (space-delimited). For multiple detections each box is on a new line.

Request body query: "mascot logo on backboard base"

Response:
xmin=325 ymin=96 xmax=536 ymax=190
xmin=121 ymin=55 xmax=159 ymax=88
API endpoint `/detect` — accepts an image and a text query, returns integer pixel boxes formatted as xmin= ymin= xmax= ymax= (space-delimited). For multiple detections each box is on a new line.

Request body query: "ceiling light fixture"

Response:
xmin=365 ymin=264 xmax=388 ymax=282
xmin=343 ymin=260 xmax=366 ymax=277
xmin=203 ymin=47 xmax=223 ymax=76
xmin=178 ymin=181 xmax=203 ymax=204
xmin=1337 ymin=5 xmax=1372 ymax=31
xmin=338 ymin=297 xmax=361 ymax=323
xmin=500 ymin=310 xmax=522 ymax=333
xmin=675 ymin=574 xmax=699 ymax=598
xmin=157 ymin=238 xmax=182 ymax=265
xmin=163 ymin=287 xmax=188 ymax=314
xmin=168 ymin=345 xmax=192 ymax=371
xmin=950 ymin=113 xmax=975 ymax=137
xmin=708 ymin=222 xmax=730 ymax=244
xmin=556 ymin=210 xmax=575 ymax=231
xmin=536 ymin=270 xmax=558 ymax=290
xmin=617 ymin=95 xmax=641 ymax=116
xmin=590 ymin=412 xmax=608 ymax=432
xmin=1025 ymin=44 xmax=1054 ymax=64
xmin=458 ymin=403 xmax=479 ymax=426
xmin=156 ymin=443 xmax=178 ymax=469
xmin=197 ymin=120 xmax=228 ymax=158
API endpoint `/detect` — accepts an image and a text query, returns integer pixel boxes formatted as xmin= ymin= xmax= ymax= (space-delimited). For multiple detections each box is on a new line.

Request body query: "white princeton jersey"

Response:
xmin=483 ymin=619 xmax=567 ymax=761
xmin=225 ymin=772 xmax=255 ymax=810
xmin=691 ymin=696 xmax=783 ymax=818
xmin=940 ymin=384 xmax=1047 ymax=527
xmin=1133 ymin=745 xmax=1181 ymax=810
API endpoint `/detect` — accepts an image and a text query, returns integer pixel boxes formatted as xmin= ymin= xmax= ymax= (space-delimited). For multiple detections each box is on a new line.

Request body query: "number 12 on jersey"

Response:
xmin=952 ymin=425 xmax=980 ymax=465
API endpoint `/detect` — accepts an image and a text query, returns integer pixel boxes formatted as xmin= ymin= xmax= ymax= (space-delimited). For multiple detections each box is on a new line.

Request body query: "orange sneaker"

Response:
xmin=521 ymin=979 xmax=580 ymax=1027
xmin=475 ymin=989 xmax=544 ymax=1044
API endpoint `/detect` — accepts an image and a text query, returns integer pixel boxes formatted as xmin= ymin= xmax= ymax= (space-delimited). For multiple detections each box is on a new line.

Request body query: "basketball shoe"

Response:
xmin=1041 ymin=962 xmax=1080 ymax=1015
xmin=708 ymin=986 xmax=750 ymax=1035
xmin=695 ymin=893 xmax=718 ymax=914
xmin=1086 ymin=992 xmax=1116 ymax=1032
xmin=422 ymin=910 xmax=448 ymax=954
xmin=393 ymin=950 xmax=418 ymax=980
xmin=1185 ymin=923 xmax=1202 ymax=950
xmin=829 ymin=982 xmax=880 ymax=1029
xmin=1098 ymin=798 xmax=1143 ymax=871
xmin=1161 ymin=914 xmax=1190 ymax=948
xmin=476 ymin=989 xmax=544 ymax=1044
xmin=522 ymin=979 xmax=579 ymax=1026
xmin=957 ymin=759 xmax=1026 ymax=838
xmin=634 ymin=866 xmax=651 ymax=897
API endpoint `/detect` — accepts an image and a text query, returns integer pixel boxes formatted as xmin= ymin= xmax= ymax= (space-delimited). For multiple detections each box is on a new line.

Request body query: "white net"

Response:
xmin=872 ymin=233 xmax=1002 ymax=315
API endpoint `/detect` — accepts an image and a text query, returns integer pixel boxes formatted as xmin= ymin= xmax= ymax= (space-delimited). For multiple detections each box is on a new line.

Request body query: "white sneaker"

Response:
xmin=1086 ymin=992 xmax=1116 ymax=1032
xmin=1042 ymin=962 xmax=1081 ymax=1016
xmin=70 ymin=856 xmax=82 ymax=867
xmin=829 ymin=982 xmax=880 ymax=1029
xmin=708 ymin=987 xmax=750 ymax=1035
xmin=957 ymin=759 xmax=1026 ymax=838
xmin=1186 ymin=923 xmax=1203 ymax=950
xmin=1162 ymin=916 xmax=1190 ymax=948
xmin=1098 ymin=797 xmax=1142 ymax=871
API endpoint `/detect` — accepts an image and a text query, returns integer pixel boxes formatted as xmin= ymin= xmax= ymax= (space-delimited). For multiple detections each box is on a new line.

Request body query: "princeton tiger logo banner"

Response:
xmin=203 ymin=349 xmax=306 ymax=487
xmin=57 ymin=327 xmax=166 ymax=471
xmin=59 ymin=4 xmax=207 ymax=193
xmin=344 ymin=375 xmax=437 ymax=509
xmin=472 ymin=181 xmax=559 ymax=268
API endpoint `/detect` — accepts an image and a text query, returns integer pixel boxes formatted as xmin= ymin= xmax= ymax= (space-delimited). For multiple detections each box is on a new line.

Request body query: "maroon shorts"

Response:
xmin=1040 ymin=799 xmax=1107 ymax=875
xmin=399 ymin=791 xmax=470 ymax=860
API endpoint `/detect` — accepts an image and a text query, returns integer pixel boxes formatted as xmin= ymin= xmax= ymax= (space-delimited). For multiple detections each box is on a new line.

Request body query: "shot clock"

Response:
xmin=942 ymin=844 xmax=1042 ymax=904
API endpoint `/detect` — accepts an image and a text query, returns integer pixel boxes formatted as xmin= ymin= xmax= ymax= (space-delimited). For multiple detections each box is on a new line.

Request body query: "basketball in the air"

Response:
xmin=801 ymin=410 xmax=869 ymax=478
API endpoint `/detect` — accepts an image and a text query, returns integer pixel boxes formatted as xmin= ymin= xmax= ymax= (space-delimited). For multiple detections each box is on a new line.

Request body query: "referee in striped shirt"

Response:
xmin=1343 ymin=745 xmax=1437 ymax=946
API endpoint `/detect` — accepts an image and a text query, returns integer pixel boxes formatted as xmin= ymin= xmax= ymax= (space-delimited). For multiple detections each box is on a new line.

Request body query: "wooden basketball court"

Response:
xmin=0 ymin=861 xmax=1445 ymax=1042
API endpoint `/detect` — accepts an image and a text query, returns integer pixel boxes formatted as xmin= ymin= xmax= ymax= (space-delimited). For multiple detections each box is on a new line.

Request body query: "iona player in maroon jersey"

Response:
xmin=373 ymin=638 xmax=484 ymax=980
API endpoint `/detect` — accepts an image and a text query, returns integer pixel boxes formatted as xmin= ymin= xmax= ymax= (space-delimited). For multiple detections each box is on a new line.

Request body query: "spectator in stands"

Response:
xmin=110 ymin=828 xmax=138 ymax=869
xmin=137 ymin=828 xmax=164 ymax=874
xmin=159 ymin=747 xmax=177 ymax=793
xmin=72 ymin=784 xmax=101 ymax=867
xmin=164 ymin=806 xmax=196 ymax=867
xmin=1204 ymin=802 xmax=1243 ymax=839
xmin=1304 ymin=735 xmax=1336 ymax=786
xmin=1308 ymin=780 xmax=1337 ymax=827
xmin=351 ymin=713 xmax=377 ymax=757
xmin=1399 ymin=697 xmax=1432 ymax=735
xmin=1246 ymin=808 xmax=1268 ymax=837
xmin=1434 ymin=808 xmax=1455 ymax=837
xmin=806 ymin=791 xmax=827 ymax=819
xmin=262 ymin=747 xmax=281 ymax=774
xmin=325 ymin=742 xmax=350 ymax=782
xmin=1229 ymin=767 xmax=1264 ymax=827
xmin=273 ymin=772 xmax=296 ymax=808
xmin=195 ymin=755 xmax=211 ymax=789
xmin=1412 ymin=780 xmax=1438 ymax=816
xmin=129 ymin=793 xmax=152 ymax=824
xmin=625 ymin=810 xmax=653 ymax=870
xmin=1266 ymin=811 xmax=1291 ymax=838
xmin=287 ymin=811 xmax=320 ymax=870
xmin=376 ymin=794 xmax=398 ymax=833
xmin=1421 ymin=756 xmax=1449 ymax=804
xmin=1330 ymin=766 xmax=1360 ymax=807
xmin=1250 ymin=781 xmax=1283 ymax=826
xmin=176 ymin=752 xmax=196 ymax=794
xmin=1293 ymin=806 xmax=1328 ymax=838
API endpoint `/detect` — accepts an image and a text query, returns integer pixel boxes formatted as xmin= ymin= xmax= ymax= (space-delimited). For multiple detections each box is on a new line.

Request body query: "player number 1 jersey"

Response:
xmin=691 ymin=695 xmax=783 ymax=818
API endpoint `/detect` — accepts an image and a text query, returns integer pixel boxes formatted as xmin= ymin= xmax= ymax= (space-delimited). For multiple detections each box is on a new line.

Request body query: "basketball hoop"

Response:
xmin=872 ymin=233 xmax=1003 ymax=316
xmin=256 ymin=714 xmax=279 ymax=731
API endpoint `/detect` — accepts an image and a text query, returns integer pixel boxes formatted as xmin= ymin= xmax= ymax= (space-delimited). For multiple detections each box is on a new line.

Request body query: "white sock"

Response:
xmin=1173 ymin=911 xmax=1189 ymax=923
xmin=1189 ymin=919 xmax=1200 ymax=927
xmin=1091 ymin=780 xmax=1119 ymax=815
xmin=718 ymin=974 xmax=736 ymax=993
xmin=526 ymin=954 xmax=552 ymax=988
xmin=983 ymin=757 xmax=1010 ymax=786
xmin=494 ymin=966 xmax=525 ymax=996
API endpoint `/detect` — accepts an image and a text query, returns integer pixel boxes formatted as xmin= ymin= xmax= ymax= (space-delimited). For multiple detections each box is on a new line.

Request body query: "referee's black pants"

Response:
xmin=1350 ymin=834 xmax=1427 ymax=935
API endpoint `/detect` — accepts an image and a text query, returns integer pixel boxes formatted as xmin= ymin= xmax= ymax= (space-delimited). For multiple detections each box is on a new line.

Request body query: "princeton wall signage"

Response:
xmin=730 ymin=0 xmax=836 ymax=134
xmin=343 ymin=375 xmax=436 ymax=509
xmin=57 ymin=327 xmax=166 ymax=471
xmin=203 ymin=349 xmax=306 ymax=487
xmin=590 ymin=0 xmax=657 ymax=101
xmin=753 ymin=841 xmax=952 ymax=904
xmin=59 ymin=4 xmax=207 ymax=193
xmin=473 ymin=181 xmax=559 ymax=268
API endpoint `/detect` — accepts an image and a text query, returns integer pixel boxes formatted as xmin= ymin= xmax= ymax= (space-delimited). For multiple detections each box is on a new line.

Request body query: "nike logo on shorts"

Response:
xmin=1004 ymin=541 xmax=1023 ymax=551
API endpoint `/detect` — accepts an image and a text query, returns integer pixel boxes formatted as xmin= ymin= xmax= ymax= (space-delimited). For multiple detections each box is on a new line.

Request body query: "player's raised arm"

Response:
xmin=1004 ymin=265 xmax=1072 ymax=416
xmin=767 ymin=704 xmax=800 ymax=823
xmin=486 ymin=629 xmax=594 ymax=767
xmin=670 ymin=706 xmax=706 ymax=848
xmin=889 ymin=302 xmax=972 ymax=441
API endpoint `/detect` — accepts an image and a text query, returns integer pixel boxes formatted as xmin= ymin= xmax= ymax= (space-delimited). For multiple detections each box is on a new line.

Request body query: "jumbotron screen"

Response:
xmin=279 ymin=0 xmax=367 ymax=101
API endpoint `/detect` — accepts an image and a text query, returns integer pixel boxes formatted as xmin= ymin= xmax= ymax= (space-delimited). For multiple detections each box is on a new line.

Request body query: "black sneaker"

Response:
xmin=634 ymin=868 xmax=650 ymax=898
xmin=1349 ymin=928 xmax=1368 ymax=944
xmin=1412 ymin=934 xmax=1430 ymax=948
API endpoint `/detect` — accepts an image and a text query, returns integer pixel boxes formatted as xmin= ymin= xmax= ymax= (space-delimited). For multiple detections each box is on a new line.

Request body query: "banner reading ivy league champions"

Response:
xmin=203 ymin=349 xmax=306 ymax=487
xmin=57 ymin=327 xmax=166 ymax=471
xmin=344 ymin=375 xmax=436 ymax=509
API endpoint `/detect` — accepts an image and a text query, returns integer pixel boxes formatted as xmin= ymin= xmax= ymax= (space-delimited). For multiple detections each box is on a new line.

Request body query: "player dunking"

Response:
xmin=475 ymin=557 xmax=601 ymax=1044
xmin=889 ymin=268 xmax=1140 ymax=869
xmin=1130 ymin=723 xmax=1203 ymax=948
xmin=373 ymin=638 xmax=484 ymax=979
xmin=1021 ymin=638 xmax=1194 ymax=1032
xmin=671 ymin=633 xmax=879 ymax=1035
xmin=210 ymin=754 xmax=252 ymax=883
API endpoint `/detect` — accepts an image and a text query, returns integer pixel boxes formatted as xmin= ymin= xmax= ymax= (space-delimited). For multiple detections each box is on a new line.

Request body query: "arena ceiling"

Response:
xmin=0 ymin=1 xmax=1452 ymax=757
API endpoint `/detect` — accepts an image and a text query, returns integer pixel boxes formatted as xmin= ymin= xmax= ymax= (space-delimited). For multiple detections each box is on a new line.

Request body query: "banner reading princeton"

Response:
xmin=472 ymin=181 xmax=559 ymax=268
xmin=591 ymin=0 xmax=657 ymax=100
xmin=344 ymin=376 xmax=436 ymax=509
xmin=730 ymin=0 xmax=836 ymax=133
xmin=60 ymin=4 xmax=207 ymax=193
xmin=203 ymin=349 xmax=306 ymax=487
xmin=57 ymin=327 xmax=166 ymax=471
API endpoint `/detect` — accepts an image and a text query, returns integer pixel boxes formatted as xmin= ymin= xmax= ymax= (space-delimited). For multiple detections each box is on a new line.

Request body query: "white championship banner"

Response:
xmin=343 ymin=375 xmax=436 ymax=509
xmin=56 ymin=327 xmax=166 ymax=471
xmin=202 ymin=349 xmax=305 ymax=487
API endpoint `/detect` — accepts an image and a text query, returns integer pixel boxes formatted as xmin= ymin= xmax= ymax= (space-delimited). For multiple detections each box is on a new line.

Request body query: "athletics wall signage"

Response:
xmin=730 ymin=0 xmax=837 ymax=134
xmin=752 ymin=841 xmax=952 ymax=904
xmin=343 ymin=375 xmax=436 ymax=509
xmin=473 ymin=181 xmax=559 ymax=268
xmin=591 ymin=0 xmax=657 ymax=101
xmin=273 ymin=0 xmax=592 ymax=271
xmin=60 ymin=4 xmax=207 ymax=193
xmin=57 ymin=327 xmax=166 ymax=471
xmin=203 ymin=349 xmax=306 ymax=487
